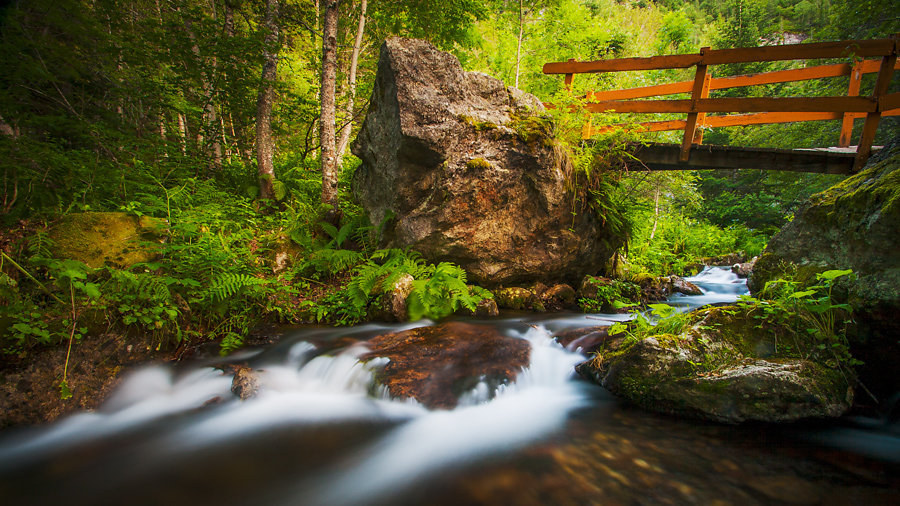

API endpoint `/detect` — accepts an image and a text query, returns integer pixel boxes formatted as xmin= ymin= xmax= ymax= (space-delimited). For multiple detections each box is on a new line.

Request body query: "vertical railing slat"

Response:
xmin=854 ymin=52 xmax=897 ymax=171
xmin=681 ymin=47 xmax=709 ymax=161
xmin=839 ymin=61 xmax=863 ymax=147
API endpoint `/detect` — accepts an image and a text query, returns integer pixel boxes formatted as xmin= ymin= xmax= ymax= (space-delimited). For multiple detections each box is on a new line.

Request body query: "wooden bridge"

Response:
xmin=543 ymin=36 xmax=899 ymax=174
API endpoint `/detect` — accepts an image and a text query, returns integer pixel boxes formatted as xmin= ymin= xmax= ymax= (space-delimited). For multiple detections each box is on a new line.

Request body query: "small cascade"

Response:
xmin=667 ymin=265 xmax=749 ymax=308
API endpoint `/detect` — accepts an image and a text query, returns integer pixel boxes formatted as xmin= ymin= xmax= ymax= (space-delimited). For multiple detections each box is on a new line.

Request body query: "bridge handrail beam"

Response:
xmin=542 ymin=38 xmax=897 ymax=74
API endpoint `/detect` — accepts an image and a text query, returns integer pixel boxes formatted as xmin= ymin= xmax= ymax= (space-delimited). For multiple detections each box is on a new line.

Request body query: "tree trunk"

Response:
xmin=515 ymin=0 xmax=524 ymax=89
xmin=649 ymin=187 xmax=660 ymax=240
xmin=185 ymin=16 xmax=222 ymax=170
xmin=177 ymin=112 xmax=188 ymax=155
xmin=335 ymin=0 xmax=366 ymax=166
xmin=257 ymin=0 xmax=280 ymax=200
xmin=320 ymin=0 xmax=340 ymax=211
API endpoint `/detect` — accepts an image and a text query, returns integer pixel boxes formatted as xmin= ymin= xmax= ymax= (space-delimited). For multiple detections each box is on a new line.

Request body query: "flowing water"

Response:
xmin=0 ymin=267 xmax=897 ymax=505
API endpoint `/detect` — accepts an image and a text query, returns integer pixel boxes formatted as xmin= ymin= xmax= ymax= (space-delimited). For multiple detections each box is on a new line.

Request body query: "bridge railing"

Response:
xmin=543 ymin=36 xmax=899 ymax=171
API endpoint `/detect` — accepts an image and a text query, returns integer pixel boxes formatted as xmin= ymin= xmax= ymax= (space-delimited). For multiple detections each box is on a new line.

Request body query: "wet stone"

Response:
xmin=360 ymin=321 xmax=530 ymax=409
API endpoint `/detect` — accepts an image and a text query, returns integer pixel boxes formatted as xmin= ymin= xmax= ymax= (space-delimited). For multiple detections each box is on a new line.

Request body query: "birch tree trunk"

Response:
xmin=320 ymin=0 xmax=340 ymax=211
xmin=257 ymin=0 xmax=280 ymax=200
xmin=335 ymin=0 xmax=366 ymax=166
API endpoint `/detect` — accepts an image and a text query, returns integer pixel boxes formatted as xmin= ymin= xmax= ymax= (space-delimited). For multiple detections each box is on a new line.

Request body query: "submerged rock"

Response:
xmin=360 ymin=321 xmax=530 ymax=409
xmin=352 ymin=38 xmax=623 ymax=287
xmin=668 ymin=276 xmax=703 ymax=296
xmin=750 ymin=139 xmax=900 ymax=398
xmin=553 ymin=325 xmax=614 ymax=354
xmin=230 ymin=366 xmax=259 ymax=401
xmin=576 ymin=306 xmax=854 ymax=423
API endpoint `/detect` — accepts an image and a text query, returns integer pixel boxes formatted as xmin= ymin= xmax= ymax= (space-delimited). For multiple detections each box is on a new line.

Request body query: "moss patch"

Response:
xmin=458 ymin=114 xmax=498 ymax=132
xmin=466 ymin=157 xmax=494 ymax=171
xmin=49 ymin=212 xmax=164 ymax=268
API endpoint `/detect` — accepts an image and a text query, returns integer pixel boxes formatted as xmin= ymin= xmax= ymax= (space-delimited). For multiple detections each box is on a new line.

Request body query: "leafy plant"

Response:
xmin=738 ymin=268 xmax=858 ymax=369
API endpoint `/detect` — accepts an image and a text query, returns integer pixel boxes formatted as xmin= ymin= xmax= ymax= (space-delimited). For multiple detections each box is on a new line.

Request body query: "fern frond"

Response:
xmin=208 ymin=273 xmax=268 ymax=302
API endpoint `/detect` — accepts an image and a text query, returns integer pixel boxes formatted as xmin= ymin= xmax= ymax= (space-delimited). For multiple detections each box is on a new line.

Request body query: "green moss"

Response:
xmin=49 ymin=212 xmax=164 ymax=268
xmin=466 ymin=157 xmax=493 ymax=171
xmin=458 ymin=114 xmax=497 ymax=132
xmin=509 ymin=113 xmax=555 ymax=147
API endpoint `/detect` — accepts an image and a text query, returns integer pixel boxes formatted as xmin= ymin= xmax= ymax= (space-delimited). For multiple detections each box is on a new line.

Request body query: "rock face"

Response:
xmin=352 ymin=38 xmax=621 ymax=287
xmin=750 ymin=140 xmax=900 ymax=397
xmin=360 ymin=321 xmax=530 ymax=409
xmin=576 ymin=306 xmax=853 ymax=423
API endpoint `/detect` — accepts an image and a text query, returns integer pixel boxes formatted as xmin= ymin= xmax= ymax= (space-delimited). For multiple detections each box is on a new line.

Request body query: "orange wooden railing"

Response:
xmin=543 ymin=36 xmax=899 ymax=171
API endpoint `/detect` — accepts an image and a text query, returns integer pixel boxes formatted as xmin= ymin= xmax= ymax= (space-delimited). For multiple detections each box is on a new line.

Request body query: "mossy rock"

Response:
xmin=748 ymin=139 xmax=900 ymax=397
xmin=577 ymin=305 xmax=854 ymax=423
xmin=49 ymin=212 xmax=165 ymax=269
xmin=493 ymin=287 xmax=541 ymax=311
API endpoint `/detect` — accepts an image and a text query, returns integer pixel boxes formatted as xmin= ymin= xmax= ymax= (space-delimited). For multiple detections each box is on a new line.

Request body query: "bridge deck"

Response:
xmin=630 ymin=143 xmax=881 ymax=174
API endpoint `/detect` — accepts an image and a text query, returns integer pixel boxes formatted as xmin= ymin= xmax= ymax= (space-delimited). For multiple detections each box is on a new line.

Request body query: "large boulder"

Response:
xmin=360 ymin=321 xmax=530 ymax=409
xmin=576 ymin=306 xmax=854 ymax=423
xmin=750 ymin=140 xmax=900 ymax=398
xmin=352 ymin=38 xmax=622 ymax=287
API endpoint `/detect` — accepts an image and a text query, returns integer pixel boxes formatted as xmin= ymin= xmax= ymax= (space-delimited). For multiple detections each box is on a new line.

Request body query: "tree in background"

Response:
xmin=257 ymin=0 xmax=280 ymax=201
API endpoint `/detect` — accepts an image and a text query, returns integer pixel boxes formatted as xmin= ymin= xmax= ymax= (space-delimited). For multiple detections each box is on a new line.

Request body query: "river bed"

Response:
xmin=0 ymin=267 xmax=897 ymax=505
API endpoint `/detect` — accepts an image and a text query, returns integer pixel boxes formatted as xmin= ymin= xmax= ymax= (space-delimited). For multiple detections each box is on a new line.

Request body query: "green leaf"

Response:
xmin=649 ymin=303 xmax=676 ymax=318
xmin=788 ymin=290 xmax=817 ymax=299
xmin=609 ymin=322 xmax=628 ymax=336
xmin=817 ymin=269 xmax=853 ymax=282
xmin=59 ymin=380 xmax=72 ymax=400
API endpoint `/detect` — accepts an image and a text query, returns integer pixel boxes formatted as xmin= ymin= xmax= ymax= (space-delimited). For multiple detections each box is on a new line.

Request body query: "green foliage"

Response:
xmin=307 ymin=249 xmax=488 ymax=325
xmin=608 ymin=303 xmax=693 ymax=344
xmin=737 ymin=268 xmax=858 ymax=368
xmin=407 ymin=262 xmax=483 ymax=321
xmin=626 ymin=211 xmax=768 ymax=276
xmin=579 ymin=278 xmax=641 ymax=313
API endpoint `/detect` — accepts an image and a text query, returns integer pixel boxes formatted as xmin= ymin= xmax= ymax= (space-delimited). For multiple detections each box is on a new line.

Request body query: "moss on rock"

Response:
xmin=49 ymin=212 xmax=164 ymax=268
xmin=577 ymin=305 xmax=855 ymax=423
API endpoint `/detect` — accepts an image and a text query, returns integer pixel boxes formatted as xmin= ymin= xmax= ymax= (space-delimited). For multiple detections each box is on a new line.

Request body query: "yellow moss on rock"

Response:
xmin=49 ymin=212 xmax=165 ymax=268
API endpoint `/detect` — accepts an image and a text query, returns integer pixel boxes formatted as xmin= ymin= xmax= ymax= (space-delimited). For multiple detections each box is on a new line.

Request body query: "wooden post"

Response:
xmin=564 ymin=58 xmax=576 ymax=91
xmin=839 ymin=61 xmax=863 ymax=147
xmin=853 ymin=52 xmax=897 ymax=171
xmin=693 ymin=73 xmax=712 ymax=144
xmin=681 ymin=47 xmax=709 ymax=161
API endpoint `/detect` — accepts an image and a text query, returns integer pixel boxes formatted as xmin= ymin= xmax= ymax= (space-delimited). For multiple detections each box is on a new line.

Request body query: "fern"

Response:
xmin=208 ymin=273 xmax=268 ymax=302
xmin=407 ymin=262 xmax=484 ymax=321
xmin=302 ymin=248 xmax=364 ymax=278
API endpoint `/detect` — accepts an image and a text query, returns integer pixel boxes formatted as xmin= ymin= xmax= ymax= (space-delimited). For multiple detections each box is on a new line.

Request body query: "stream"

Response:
xmin=0 ymin=267 xmax=897 ymax=505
